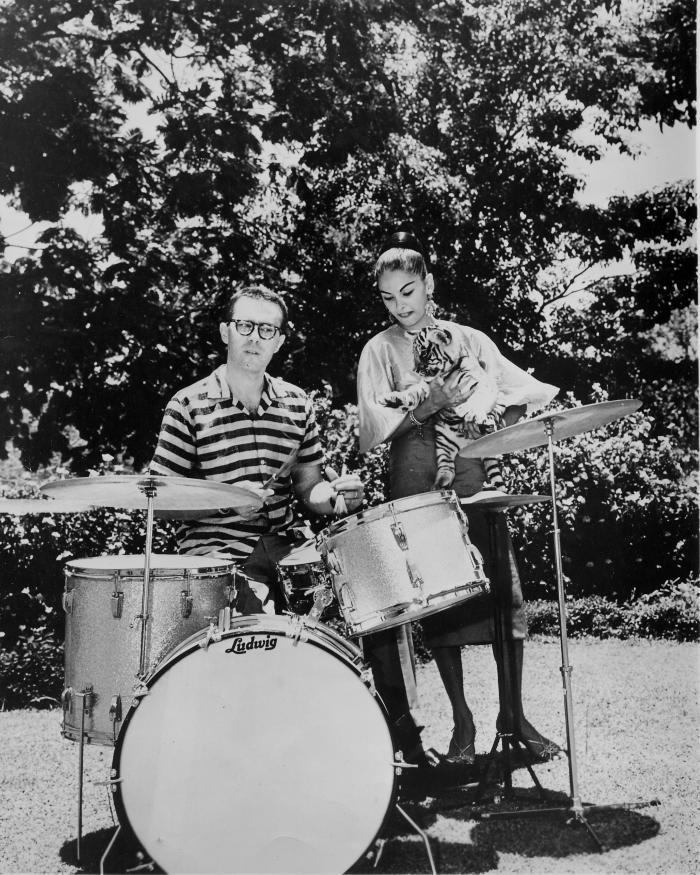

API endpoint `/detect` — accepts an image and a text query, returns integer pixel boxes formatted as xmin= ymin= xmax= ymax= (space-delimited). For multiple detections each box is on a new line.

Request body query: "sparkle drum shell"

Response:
xmin=317 ymin=491 xmax=490 ymax=636
xmin=111 ymin=615 xmax=397 ymax=874
xmin=62 ymin=554 xmax=234 ymax=745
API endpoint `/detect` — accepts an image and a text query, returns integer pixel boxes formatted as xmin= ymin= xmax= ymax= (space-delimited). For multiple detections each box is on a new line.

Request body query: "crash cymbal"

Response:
xmin=460 ymin=490 xmax=551 ymax=509
xmin=40 ymin=475 xmax=264 ymax=514
xmin=0 ymin=498 xmax=98 ymax=515
xmin=458 ymin=399 xmax=642 ymax=457
xmin=278 ymin=541 xmax=322 ymax=567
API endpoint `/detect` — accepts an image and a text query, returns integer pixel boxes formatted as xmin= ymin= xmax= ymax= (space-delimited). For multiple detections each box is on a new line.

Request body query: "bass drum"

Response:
xmin=112 ymin=615 xmax=397 ymax=874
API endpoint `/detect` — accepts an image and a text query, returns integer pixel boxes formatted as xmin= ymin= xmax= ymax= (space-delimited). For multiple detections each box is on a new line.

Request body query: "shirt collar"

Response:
xmin=207 ymin=365 xmax=285 ymax=404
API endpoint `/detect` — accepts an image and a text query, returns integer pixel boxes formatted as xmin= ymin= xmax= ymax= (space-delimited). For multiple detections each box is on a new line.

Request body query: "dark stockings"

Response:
xmin=432 ymin=639 xmax=560 ymax=758
xmin=432 ymin=645 xmax=475 ymax=745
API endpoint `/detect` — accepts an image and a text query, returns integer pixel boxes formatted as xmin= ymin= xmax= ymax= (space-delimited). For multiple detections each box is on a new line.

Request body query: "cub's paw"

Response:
xmin=433 ymin=467 xmax=455 ymax=489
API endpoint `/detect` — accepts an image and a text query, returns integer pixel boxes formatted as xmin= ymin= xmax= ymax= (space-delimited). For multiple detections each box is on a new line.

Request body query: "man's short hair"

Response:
xmin=225 ymin=285 xmax=289 ymax=335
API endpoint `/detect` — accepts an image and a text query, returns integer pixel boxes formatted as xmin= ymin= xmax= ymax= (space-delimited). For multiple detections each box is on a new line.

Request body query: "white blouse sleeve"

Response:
xmin=469 ymin=329 xmax=559 ymax=414
xmin=357 ymin=339 xmax=406 ymax=453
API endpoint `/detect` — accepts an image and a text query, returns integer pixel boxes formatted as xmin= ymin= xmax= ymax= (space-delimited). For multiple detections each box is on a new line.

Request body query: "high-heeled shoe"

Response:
xmin=519 ymin=735 xmax=563 ymax=762
xmin=496 ymin=716 xmax=562 ymax=762
xmin=444 ymin=726 xmax=476 ymax=765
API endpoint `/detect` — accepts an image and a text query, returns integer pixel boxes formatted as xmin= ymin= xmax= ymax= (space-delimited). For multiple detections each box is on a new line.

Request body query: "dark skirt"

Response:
xmin=388 ymin=422 xmax=527 ymax=646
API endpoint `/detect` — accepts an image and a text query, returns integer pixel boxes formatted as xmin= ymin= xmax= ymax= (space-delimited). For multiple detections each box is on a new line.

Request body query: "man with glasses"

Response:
xmin=151 ymin=285 xmax=364 ymax=613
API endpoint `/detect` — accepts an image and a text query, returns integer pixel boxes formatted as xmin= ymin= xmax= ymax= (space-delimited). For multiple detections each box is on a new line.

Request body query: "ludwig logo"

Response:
xmin=225 ymin=635 xmax=278 ymax=655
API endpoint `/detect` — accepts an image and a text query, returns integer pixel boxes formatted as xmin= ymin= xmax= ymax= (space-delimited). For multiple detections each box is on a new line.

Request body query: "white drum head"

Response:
xmin=114 ymin=623 xmax=396 ymax=873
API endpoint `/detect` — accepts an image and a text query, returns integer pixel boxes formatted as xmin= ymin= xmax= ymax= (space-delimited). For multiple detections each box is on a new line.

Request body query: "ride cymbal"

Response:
xmin=0 ymin=498 xmax=98 ymax=514
xmin=40 ymin=475 xmax=264 ymax=515
xmin=458 ymin=399 xmax=642 ymax=457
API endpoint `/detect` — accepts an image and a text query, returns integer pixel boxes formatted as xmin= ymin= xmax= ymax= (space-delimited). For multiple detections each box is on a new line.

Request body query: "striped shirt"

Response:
xmin=150 ymin=365 xmax=323 ymax=560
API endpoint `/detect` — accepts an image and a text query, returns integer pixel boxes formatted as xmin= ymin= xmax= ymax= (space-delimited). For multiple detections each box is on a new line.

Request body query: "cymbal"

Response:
xmin=40 ymin=475 xmax=264 ymax=514
xmin=278 ymin=541 xmax=322 ymax=567
xmin=458 ymin=399 xmax=642 ymax=457
xmin=0 ymin=498 xmax=99 ymax=515
xmin=460 ymin=491 xmax=550 ymax=509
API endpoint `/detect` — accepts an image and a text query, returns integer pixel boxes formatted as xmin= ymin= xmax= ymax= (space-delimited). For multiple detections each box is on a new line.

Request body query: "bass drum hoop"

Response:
xmin=64 ymin=553 xmax=234 ymax=580
xmin=111 ymin=616 xmax=398 ymax=874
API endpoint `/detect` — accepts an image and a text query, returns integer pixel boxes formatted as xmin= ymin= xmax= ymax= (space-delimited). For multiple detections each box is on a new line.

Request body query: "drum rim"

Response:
xmin=65 ymin=553 xmax=235 ymax=574
xmin=320 ymin=489 xmax=458 ymax=539
xmin=111 ymin=616 xmax=398 ymax=873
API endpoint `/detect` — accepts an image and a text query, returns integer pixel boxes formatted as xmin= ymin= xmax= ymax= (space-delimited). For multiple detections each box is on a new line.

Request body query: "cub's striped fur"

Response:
xmin=379 ymin=325 xmax=506 ymax=489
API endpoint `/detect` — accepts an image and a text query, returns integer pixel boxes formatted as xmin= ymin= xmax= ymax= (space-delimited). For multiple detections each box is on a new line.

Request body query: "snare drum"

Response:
xmin=112 ymin=615 xmax=397 ymax=874
xmin=317 ymin=490 xmax=490 ymax=635
xmin=277 ymin=542 xmax=337 ymax=618
xmin=62 ymin=554 xmax=234 ymax=744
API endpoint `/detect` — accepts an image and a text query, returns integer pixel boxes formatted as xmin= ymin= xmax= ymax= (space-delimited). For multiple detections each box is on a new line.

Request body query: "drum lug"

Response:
xmin=288 ymin=614 xmax=310 ymax=645
xmin=111 ymin=591 xmax=124 ymax=619
xmin=62 ymin=590 xmax=74 ymax=614
xmin=449 ymin=492 xmax=469 ymax=527
xmin=131 ymin=682 xmax=149 ymax=704
xmin=390 ymin=521 xmax=409 ymax=551
xmin=180 ymin=591 xmax=193 ymax=618
xmin=405 ymin=560 xmax=425 ymax=594
xmin=360 ymin=668 xmax=376 ymax=696
xmin=199 ymin=622 xmax=222 ymax=651
xmin=468 ymin=545 xmax=485 ymax=575
xmin=218 ymin=606 xmax=231 ymax=631
xmin=109 ymin=695 xmax=122 ymax=725
xmin=337 ymin=583 xmax=356 ymax=613
xmin=324 ymin=547 xmax=342 ymax=575
xmin=82 ymin=684 xmax=95 ymax=716
xmin=61 ymin=686 xmax=73 ymax=713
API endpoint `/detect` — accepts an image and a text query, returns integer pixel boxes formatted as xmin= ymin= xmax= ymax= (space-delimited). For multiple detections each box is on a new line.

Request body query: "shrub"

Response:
xmin=523 ymin=580 xmax=699 ymax=642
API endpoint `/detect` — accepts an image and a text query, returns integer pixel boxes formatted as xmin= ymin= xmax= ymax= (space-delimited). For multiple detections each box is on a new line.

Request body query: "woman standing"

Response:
xmin=357 ymin=229 xmax=561 ymax=764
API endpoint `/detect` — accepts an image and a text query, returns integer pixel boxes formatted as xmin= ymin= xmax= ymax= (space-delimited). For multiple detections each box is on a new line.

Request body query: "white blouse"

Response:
xmin=357 ymin=320 xmax=559 ymax=453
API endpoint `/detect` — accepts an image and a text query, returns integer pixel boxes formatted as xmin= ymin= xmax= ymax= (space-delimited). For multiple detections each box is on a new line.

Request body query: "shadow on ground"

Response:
xmin=60 ymin=827 xmax=163 ymax=874
xmin=60 ymin=777 xmax=660 ymax=874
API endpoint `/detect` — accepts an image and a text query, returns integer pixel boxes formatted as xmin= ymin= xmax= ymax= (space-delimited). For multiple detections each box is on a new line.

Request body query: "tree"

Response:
xmin=0 ymin=0 xmax=695 ymax=473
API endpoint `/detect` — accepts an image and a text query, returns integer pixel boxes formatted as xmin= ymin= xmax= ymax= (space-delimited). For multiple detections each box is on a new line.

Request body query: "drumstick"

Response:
xmin=325 ymin=463 xmax=348 ymax=515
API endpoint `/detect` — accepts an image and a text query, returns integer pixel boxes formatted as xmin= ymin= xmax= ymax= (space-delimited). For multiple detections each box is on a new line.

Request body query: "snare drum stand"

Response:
xmin=475 ymin=419 xmax=648 ymax=850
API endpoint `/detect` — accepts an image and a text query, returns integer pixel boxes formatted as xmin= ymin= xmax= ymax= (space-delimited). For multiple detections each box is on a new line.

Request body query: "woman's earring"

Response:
xmin=426 ymin=295 xmax=436 ymax=318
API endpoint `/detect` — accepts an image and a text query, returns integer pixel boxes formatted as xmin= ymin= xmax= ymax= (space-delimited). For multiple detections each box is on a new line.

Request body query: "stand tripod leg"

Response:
xmin=395 ymin=804 xmax=437 ymax=875
xmin=75 ymin=689 xmax=90 ymax=863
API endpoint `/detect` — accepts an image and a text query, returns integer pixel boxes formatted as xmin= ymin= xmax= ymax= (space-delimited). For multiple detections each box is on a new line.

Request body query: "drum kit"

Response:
xmin=1 ymin=398 xmax=640 ymax=872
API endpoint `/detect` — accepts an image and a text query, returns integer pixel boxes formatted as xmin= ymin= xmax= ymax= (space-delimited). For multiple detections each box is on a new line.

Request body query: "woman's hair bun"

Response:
xmin=377 ymin=226 xmax=428 ymax=263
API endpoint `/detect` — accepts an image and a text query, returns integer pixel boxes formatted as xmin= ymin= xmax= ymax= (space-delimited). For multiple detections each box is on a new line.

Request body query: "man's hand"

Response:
xmin=324 ymin=465 xmax=365 ymax=514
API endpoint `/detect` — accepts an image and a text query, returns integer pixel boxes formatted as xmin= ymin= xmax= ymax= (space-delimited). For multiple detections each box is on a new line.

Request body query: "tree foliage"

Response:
xmin=0 ymin=0 xmax=695 ymax=474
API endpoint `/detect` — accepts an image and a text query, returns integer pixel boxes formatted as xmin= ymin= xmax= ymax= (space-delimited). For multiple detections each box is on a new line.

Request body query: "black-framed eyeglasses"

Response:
xmin=228 ymin=319 xmax=282 ymax=340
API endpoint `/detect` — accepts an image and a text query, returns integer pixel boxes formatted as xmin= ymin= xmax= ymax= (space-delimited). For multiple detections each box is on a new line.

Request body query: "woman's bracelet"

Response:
xmin=408 ymin=409 xmax=426 ymax=436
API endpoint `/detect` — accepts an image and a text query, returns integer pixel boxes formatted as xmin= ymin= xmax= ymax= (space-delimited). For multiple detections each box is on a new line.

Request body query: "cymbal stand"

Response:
xmin=473 ymin=509 xmax=548 ymax=805
xmin=479 ymin=418 xmax=615 ymax=850
xmin=137 ymin=482 xmax=157 ymax=678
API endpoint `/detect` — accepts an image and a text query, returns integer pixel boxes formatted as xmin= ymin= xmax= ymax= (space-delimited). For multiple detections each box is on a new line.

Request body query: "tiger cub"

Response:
xmin=379 ymin=325 xmax=506 ymax=489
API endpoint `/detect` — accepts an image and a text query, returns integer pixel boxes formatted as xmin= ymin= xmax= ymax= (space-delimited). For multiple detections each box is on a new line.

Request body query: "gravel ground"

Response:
xmin=1 ymin=638 xmax=698 ymax=875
